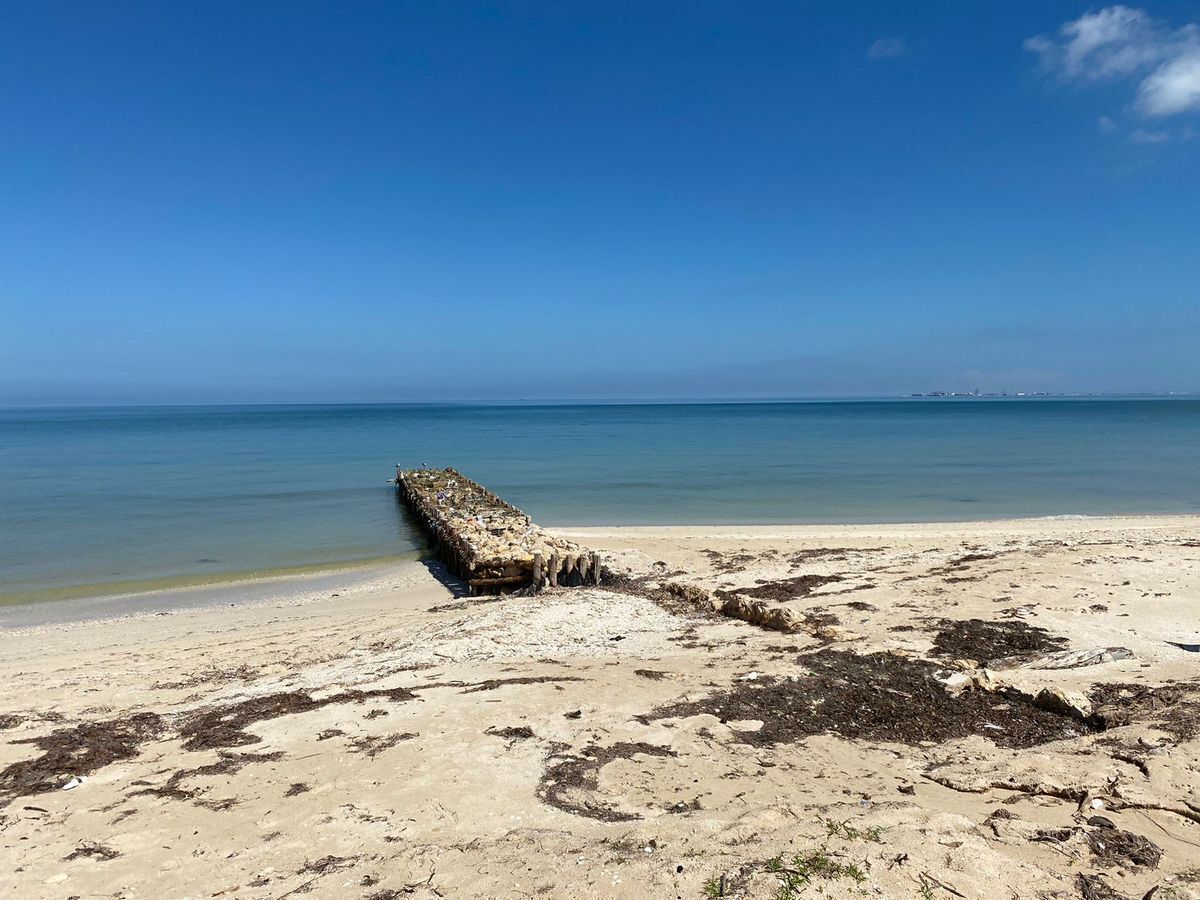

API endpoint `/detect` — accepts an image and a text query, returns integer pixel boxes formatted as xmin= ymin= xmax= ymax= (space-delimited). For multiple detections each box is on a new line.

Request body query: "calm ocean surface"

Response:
xmin=2 ymin=400 xmax=1198 ymax=604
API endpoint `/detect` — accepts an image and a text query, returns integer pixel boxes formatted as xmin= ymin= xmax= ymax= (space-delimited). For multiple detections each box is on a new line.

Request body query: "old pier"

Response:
xmin=394 ymin=467 xmax=601 ymax=595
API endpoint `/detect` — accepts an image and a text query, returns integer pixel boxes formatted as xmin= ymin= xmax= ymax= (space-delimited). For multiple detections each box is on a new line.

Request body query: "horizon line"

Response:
xmin=2 ymin=391 xmax=1198 ymax=411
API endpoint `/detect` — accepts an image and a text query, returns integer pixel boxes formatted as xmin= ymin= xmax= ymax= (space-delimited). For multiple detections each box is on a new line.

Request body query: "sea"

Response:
xmin=2 ymin=399 xmax=1198 ymax=606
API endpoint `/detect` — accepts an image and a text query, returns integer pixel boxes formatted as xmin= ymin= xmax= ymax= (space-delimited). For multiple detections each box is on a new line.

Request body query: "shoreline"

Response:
xmin=4 ymin=512 xmax=1197 ymax=630
xmin=0 ymin=558 xmax=425 ymax=631
xmin=0 ymin=551 xmax=422 ymax=609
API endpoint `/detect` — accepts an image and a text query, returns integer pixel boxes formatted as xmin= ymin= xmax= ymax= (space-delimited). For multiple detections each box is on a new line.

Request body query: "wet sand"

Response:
xmin=0 ymin=562 xmax=418 ymax=630
xmin=1 ymin=515 xmax=1199 ymax=898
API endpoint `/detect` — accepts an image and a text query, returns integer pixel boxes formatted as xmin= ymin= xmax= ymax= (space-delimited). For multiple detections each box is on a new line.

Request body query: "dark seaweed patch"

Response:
xmin=1090 ymin=680 xmax=1200 ymax=740
xmin=485 ymin=725 xmax=535 ymax=740
xmin=63 ymin=841 xmax=121 ymax=862
xmin=178 ymin=685 xmax=417 ymax=751
xmin=132 ymin=750 xmax=284 ymax=803
xmin=646 ymin=650 xmax=1095 ymax=749
xmin=719 ymin=574 xmax=843 ymax=603
xmin=0 ymin=713 xmax=163 ymax=800
xmin=460 ymin=676 xmax=583 ymax=694
xmin=537 ymin=741 xmax=676 ymax=821
xmin=348 ymin=732 xmax=417 ymax=758
xmin=1086 ymin=826 xmax=1161 ymax=869
xmin=930 ymin=618 xmax=1069 ymax=665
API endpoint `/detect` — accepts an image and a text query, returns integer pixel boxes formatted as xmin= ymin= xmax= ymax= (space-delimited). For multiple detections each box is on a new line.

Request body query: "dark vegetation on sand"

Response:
xmin=180 ymin=686 xmax=417 ymax=751
xmin=716 ymin=574 xmax=843 ymax=603
xmin=645 ymin=650 xmax=1097 ymax=749
xmin=0 ymin=713 xmax=163 ymax=800
xmin=1090 ymin=681 xmax=1200 ymax=740
xmin=538 ymin=741 xmax=676 ymax=822
xmin=930 ymin=618 xmax=1069 ymax=666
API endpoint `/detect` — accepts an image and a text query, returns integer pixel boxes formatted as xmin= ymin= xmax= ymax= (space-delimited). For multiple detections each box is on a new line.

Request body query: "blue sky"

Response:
xmin=2 ymin=1 xmax=1198 ymax=403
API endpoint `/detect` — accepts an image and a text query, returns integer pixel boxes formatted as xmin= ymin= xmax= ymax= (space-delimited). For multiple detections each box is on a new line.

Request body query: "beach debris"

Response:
xmin=644 ymin=650 xmax=1099 ymax=749
xmin=537 ymin=741 xmax=676 ymax=821
xmin=1033 ymin=687 xmax=1094 ymax=720
xmin=60 ymin=775 xmax=86 ymax=791
xmin=930 ymin=618 xmax=1069 ymax=667
xmin=1016 ymin=647 xmax=1134 ymax=670
xmin=1075 ymin=873 xmax=1130 ymax=900
xmin=717 ymin=596 xmax=801 ymax=632
xmin=1089 ymin=680 xmax=1200 ymax=740
xmin=178 ymin=685 xmax=417 ymax=751
xmin=63 ymin=841 xmax=120 ymax=862
xmin=347 ymin=733 xmax=418 ymax=759
xmin=131 ymin=750 xmax=284 ymax=804
xmin=300 ymin=855 xmax=358 ymax=875
xmin=715 ymin=595 xmax=854 ymax=640
xmin=484 ymin=725 xmax=535 ymax=740
xmin=1166 ymin=641 xmax=1200 ymax=653
xmin=394 ymin=467 xmax=599 ymax=594
xmin=937 ymin=674 xmax=1096 ymax=720
xmin=1086 ymin=827 xmax=1162 ymax=869
xmin=460 ymin=675 xmax=582 ymax=694
xmin=0 ymin=712 xmax=163 ymax=801
xmin=662 ymin=581 xmax=711 ymax=607
xmin=935 ymin=671 xmax=981 ymax=696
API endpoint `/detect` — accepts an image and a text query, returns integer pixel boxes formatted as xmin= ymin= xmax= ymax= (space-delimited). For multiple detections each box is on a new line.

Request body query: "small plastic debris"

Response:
xmin=61 ymin=775 xmax=87 ymax=791
xmin=739 ymin=671 xmax=760 ymax=681
xmin=1090 ymin=798 xmax=1105 ymax=810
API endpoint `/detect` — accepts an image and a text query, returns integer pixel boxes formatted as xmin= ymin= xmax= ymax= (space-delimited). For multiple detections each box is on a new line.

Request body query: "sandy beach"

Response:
xmin=2 ymin=515 xmax=1199 ymax=899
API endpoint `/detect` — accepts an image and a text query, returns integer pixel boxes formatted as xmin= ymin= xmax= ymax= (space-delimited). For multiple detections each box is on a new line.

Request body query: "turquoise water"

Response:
xmin=2 ymin=399 xmax=1198 ymax=603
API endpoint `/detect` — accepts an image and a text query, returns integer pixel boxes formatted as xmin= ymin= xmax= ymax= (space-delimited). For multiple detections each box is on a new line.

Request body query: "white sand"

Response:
xmin=1 ymin=515 xmax=1198 ymax=898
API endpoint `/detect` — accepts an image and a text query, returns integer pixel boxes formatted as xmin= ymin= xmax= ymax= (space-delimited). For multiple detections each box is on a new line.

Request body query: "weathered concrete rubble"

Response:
xmin=395 ymin=467 xmax=597 ymax=593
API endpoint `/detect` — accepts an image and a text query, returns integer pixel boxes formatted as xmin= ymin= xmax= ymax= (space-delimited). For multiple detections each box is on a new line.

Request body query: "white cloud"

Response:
xmin=867 ymin=37 xmax=908 ymax=60
xmin=1138 ymin=49 xmax=1200 ymax=115
xmin=1129 ymin=127 xmax=1170 ymax=143
xmin=1097 ymin=115 xmax=1117 ymax=132
xmin=1025 ymin=5 xmax=1200 ymax=118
